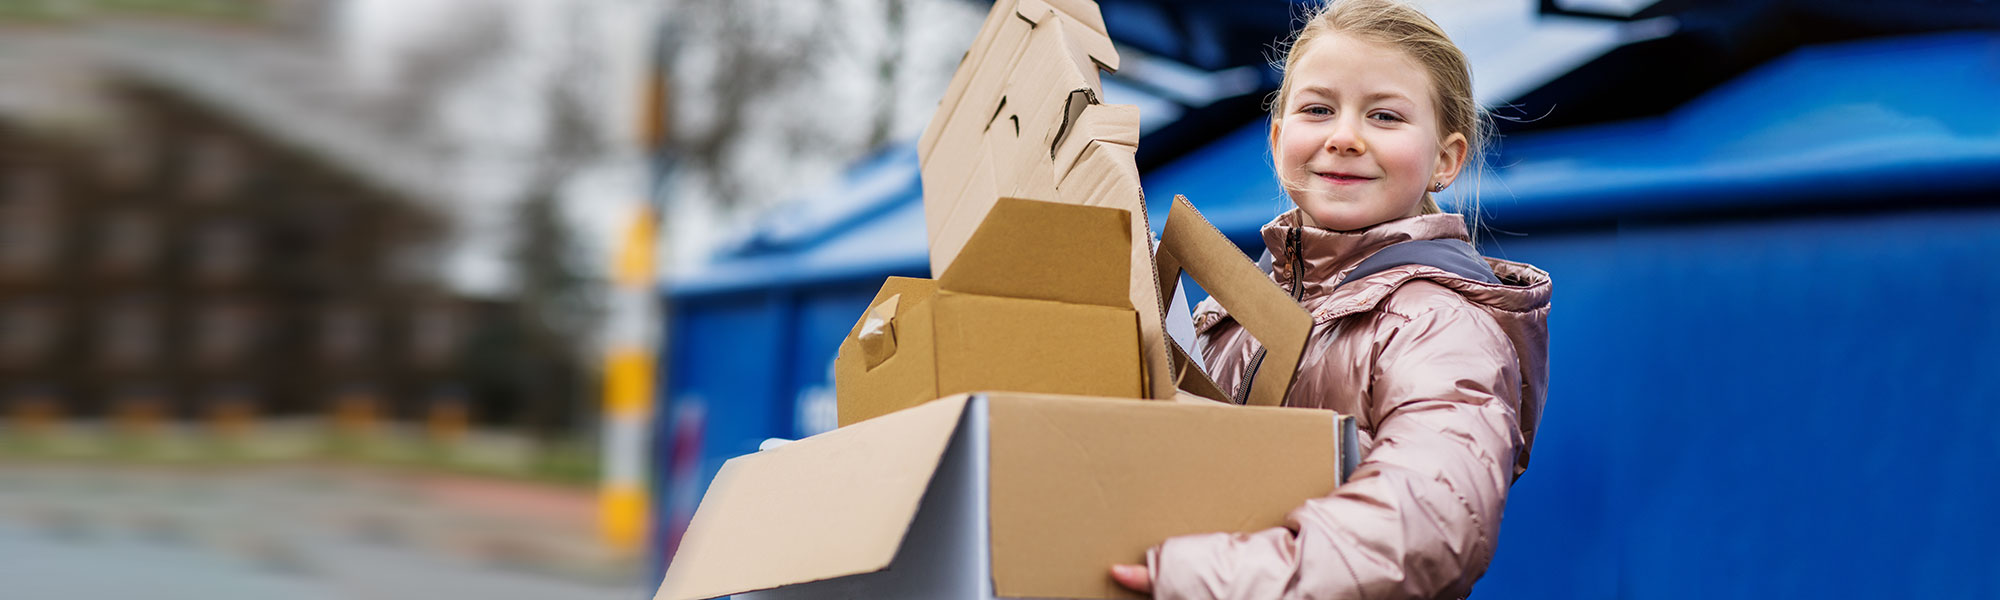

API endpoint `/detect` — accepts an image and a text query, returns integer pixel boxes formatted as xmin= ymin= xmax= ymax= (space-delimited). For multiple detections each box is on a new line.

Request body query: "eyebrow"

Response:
xmin=1295 ymin=85 xmax=1416 ymax=105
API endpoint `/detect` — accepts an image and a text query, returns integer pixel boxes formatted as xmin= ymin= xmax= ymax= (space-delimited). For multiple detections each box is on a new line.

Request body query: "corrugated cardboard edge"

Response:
xmin=1157 ymin=195 xmax=1312 ymax=406
xmin=982 ymin=392 xmax=1339 ymax=598
xmin=1167 ymin=341 xmax=1229 ymax=403
xmin=653 ymin=396 xmax=972 ymax=600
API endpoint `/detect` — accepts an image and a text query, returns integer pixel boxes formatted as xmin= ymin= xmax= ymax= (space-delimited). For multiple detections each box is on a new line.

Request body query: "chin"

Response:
xmin=1295 ymin=195 xmax=1421 ymax=232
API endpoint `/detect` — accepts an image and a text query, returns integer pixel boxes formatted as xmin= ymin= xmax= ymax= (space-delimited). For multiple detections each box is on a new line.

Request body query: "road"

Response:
xmin=0 ymin=464 xmax=648 ymax=600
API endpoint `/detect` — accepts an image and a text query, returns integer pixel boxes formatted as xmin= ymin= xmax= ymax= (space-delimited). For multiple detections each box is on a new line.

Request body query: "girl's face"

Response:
xmin=1272 ymin=33 xmax=1467 ymax=231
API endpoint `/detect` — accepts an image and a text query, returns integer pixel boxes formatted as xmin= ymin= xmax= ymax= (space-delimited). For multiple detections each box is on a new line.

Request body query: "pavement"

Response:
xmin=0 ymin=463 xmax=650 ymax=600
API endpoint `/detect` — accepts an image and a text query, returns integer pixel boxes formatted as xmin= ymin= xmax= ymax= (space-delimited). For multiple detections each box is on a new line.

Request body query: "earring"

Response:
xmin=1431 ymin=182 xmax=1444 ymax=193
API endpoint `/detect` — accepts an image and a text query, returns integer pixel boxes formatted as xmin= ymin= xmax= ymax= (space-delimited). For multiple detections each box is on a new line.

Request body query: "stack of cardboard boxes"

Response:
xmin=655 ymin=1 xmax=1358 ymax=598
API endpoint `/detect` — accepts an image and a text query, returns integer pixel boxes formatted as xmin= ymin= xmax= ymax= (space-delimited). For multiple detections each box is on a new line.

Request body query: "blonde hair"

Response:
xmin=1269 ymin=0 xmax=1488 ymax=225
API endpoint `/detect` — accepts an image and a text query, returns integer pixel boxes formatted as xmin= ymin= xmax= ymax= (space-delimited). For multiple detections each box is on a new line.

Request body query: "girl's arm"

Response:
xmin=1147 ymin=301 xmax=1524 ymax=600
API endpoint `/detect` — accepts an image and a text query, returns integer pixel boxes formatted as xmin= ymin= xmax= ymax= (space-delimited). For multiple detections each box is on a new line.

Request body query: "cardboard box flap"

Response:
xmin=925 ymin=14 xmax=1101 ymax=277
xmin=846 ymin=277 xmax=939 ymax=339
xmin=654 ymin=397 xmax=972 ymax=600
xmin=983 ymin=392 xmax=1339 ymax=598
xmin=857 ymin=294 xmax=902 ymax=368
xmin=1168 ymin=341 xmax=1230 ymax=403
xmin=1156 ymin=195 xmax=1313 ymax=406
xmin=835 ymin=278 xmax=947 ymax=427
xmin=1048 ymin=129 xmax=1176 ymax=400
xmin=919 ymin=0 xmax=1115 ymax=169
xmin=918 ymin=0 xmax=1014 ymax=166
xmin=1053 ymin=103 xmax=1140 ymax=180
xmin=937 ymin=197 xmax=1131 ymax=308
xmin=983 ymin=109 xmax=1062 ymax=206
xmin=1017 ymin=0 xmax=1120 ymax=72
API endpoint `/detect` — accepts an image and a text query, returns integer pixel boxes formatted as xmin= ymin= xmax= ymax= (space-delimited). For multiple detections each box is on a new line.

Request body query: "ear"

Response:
xmin=1432 ymin=131 xmax=1468 ymax=188
xmin=1268 ymin=116 xmax=1283 ymax=155
xmin=1268 ymin=116 xmax=1285 ymax=174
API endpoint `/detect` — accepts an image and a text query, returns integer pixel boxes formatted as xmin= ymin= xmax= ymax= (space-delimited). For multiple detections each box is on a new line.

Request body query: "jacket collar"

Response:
xmin=1263 ymin=209 xmax=1475 ymax=304
xmin=1191 ymin=209 xmax=1550 ymax=334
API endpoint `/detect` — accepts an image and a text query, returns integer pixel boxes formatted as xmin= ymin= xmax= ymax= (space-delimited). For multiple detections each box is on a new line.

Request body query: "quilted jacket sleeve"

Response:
xmin=1148 ymin=303 xmax=1525 ymax=600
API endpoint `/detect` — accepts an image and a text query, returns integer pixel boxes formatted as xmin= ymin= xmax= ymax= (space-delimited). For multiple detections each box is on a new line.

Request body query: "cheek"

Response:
xmin=1381 ymin=139 xmax=1437 ymax=178
xmin=1274 ymin=129 xmax=1319 ymax=169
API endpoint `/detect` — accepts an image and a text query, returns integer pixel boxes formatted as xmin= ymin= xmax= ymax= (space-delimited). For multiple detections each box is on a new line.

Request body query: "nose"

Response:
xmin=1324 ymin=114 xmax=1365 ymax=155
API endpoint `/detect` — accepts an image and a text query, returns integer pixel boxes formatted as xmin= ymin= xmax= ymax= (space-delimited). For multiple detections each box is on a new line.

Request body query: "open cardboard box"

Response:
xmin=750 ymin=195 xmax=1348 ymax=599
xmin=653 ymin=392 xmax=1357 ymax=600
xmin=871 ymin=0 xmax=1314 ymax=411
xmin=834 ymin=190 xmax=1317 ymax=424
xmin=834 ymin=197 xmax=1146 ymax=426
xmin=1153 ymin=194 xmax=1316 ymax=406
xmin=916 ymin=0 xmax=1186 ymax=400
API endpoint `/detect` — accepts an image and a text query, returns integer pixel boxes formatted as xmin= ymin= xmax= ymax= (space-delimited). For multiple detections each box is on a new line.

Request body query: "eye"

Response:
xmin=1301 ymin=105 xmax=1333 ymax=117
xmin=1369 ymin=112 xmax=1404 ymax=123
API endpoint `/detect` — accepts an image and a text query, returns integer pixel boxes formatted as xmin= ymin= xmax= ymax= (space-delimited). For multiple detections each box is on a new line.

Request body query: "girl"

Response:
xmin=1112 ymin=1 xmax=1552 ymax=598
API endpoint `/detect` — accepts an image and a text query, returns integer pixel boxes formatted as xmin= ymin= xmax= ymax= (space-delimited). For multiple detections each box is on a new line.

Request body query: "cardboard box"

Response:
xmin=1154 ymin=195 xmax=1314 ymax=406
xmin=915 ymin=0 xmax=1184 ymax=401
xmin=653 ymin=392 xmax=1350 ymax=600
xmin=834 ymin=197 xmax=1145 ymax=426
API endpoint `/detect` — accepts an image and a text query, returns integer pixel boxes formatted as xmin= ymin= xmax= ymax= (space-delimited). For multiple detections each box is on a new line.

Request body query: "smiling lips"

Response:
xmin=1315 ymin=171 xmax=1375 ymax=185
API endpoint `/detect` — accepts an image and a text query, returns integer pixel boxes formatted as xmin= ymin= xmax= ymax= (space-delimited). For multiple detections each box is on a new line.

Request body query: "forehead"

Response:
xmin=1287 ymin=33 xmax=1433 ymax=109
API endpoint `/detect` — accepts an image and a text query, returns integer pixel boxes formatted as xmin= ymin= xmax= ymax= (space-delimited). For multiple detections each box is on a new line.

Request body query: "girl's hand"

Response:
xmin=1110 ymin=564 xmax=1153 ymax=595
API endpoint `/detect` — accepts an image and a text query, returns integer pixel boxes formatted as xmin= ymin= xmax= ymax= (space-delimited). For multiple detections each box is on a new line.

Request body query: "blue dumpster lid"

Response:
xmin=668 ymin=75 xmax=1183 ymax=299
xmin=671 ymin=31 xmax=2000 ymax=299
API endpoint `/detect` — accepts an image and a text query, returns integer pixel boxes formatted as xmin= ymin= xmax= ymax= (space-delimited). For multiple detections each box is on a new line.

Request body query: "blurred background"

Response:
xmin=1 ymin=0 xmax=1997 ymax=598
xmin=0 ymin=0 xmax=982 ymax=597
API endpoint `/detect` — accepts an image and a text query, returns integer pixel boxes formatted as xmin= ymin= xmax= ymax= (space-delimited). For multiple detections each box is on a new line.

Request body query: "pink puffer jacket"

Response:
xmin=1148 ymin=210 xmax=1551 ymax=600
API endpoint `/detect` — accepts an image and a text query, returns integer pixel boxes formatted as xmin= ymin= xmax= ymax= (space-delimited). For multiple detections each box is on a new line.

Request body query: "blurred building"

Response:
xmin=0 ymin=79 xmax=491 ymax=423
xmin=0 ymin=0 xmax=645 ymax=435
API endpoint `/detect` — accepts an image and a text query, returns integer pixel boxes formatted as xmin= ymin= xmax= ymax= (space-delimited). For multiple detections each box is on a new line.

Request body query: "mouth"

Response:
xmin=1314 ymin=171 xmax=1375 ymax=185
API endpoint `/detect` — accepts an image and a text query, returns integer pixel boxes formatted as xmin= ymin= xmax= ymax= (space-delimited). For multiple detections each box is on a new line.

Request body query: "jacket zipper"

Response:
xmin=1288 ymin=226 xmax=1305 ymax=302
xmin=1234 ymin=226 xmax=1304 ymax=405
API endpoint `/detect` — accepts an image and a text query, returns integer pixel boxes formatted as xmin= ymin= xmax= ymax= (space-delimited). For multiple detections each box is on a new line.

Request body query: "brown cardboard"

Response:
xmin=1156 ymin=194 xmax=1314 ymax=406
xmin=913 ymin=0 xmax=1200 ymax=402
xmin=857 ymin=294 xmax=903 ymax=369
xmin=1168 ymin=341 xmax=1231 ymax=403
xmin=926 ymin=15 xmax=1099 ymax=273
xmin=654 ymin=397 xmax=968 ymax=600
xmin=836 ymin=277 xmax=943 ymax=427
xmin=834 ymin=198 xmax=1144 ymax=427
xmin=1047 ymin=103 xmax=1177 ymax=400
xmin=1052 ymin=103 xmax=1138 ymax=177
xmin=918 ymin=0 xmax=1116 ymax=168
xmin=930 ymin=292 xmax=1140 ymax=400
xmin=982 ymin=96 xmax=1182 ymax=403
xmin=985 ymin=393 xmax=1337 ymax=598
xmin=653 ymin=392 xmax=1341 ymax=600
xmin=935 ymin=193 xmax=1129 ymax=308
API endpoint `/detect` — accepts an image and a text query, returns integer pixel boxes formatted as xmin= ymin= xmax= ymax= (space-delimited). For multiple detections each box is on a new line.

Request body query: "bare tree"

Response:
xmin=868 ymin=0 xmax=910 ymax=150
xmin=359 ymin=2 xmax=611 ymax=443
xmin=656 ymin=0 xmax=846 ymax=210
xmin=510 ymin=4 xmax=610 ymax=444
xmin=372 ymin=9 xmax=509 ymax=156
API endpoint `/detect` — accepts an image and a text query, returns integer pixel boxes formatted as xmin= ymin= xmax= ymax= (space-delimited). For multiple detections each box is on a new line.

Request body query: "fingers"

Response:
xmin=1110 ymin=564 xmax=1153 ymax=595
